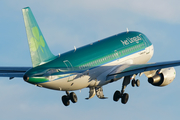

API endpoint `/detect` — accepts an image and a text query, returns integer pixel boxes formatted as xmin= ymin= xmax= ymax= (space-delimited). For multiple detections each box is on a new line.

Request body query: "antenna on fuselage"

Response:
xmin=74 ymin=46 xmax=76 ymax=52
xmin=126 ymin=28 xmax=129 ymax=33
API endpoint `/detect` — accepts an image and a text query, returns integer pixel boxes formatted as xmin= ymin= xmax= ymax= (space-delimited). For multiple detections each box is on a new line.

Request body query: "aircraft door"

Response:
xmin=63 ymin=60 xmax=74 ymax=81
xmin=145 ymin=47 xmax=150 ymax=54
xmin=140 ymin=34 xmax=150 ymax=54
xmin=63 ymin=60 xmax=73 ymax=71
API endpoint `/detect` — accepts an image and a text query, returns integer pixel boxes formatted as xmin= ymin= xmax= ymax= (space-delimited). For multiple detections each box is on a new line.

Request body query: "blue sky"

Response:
xmin=1 ymin=0 xmax=180 ymax=120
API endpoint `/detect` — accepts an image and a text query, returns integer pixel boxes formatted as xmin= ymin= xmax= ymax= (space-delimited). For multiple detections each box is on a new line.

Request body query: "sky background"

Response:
xmin=1 ymin=0 xmax=180 ymax=120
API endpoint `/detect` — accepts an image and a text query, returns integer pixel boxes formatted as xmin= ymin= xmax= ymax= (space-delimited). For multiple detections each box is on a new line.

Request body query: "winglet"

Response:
xmin=22 ymin=7 xmax=55 ymax=67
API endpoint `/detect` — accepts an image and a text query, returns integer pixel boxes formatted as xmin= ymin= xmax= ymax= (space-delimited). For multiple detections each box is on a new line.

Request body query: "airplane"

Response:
xmin=1 ymin=7 xmax=180 ymax=106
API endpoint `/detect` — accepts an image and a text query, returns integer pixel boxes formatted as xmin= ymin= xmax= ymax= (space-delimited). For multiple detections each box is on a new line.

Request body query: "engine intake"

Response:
xmin=148 ymin=67 xmax=176 ymax=87
xmin=148 ymin=73 xmax=164 ymax=86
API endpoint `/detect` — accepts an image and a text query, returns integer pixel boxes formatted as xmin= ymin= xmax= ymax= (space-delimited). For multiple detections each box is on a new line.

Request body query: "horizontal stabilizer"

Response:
xmin=0 ymin=67 xmax=31 ymax=78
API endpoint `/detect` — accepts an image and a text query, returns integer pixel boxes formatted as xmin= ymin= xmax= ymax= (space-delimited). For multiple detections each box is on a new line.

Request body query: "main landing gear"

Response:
xmin=113 ymin=90 xmax=129 ymax=104
xmin=113 ymin=76 xmax=140 ymax=104
xmin=62 ymin=91 xmax=77 ymax=106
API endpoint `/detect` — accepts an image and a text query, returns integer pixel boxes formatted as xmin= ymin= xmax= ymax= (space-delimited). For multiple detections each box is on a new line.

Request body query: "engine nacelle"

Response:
xmin=148 ymin=67 xmax=176 ymax=86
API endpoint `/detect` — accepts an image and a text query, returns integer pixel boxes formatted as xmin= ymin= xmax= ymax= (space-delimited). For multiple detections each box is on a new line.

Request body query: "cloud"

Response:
xmin=35 ymin=0 xmax=180 ymax=24
xmin=3 ymin=0 xmax=180 ymax=25
xmin=119 ymin=0 xmax=180 ymax=24
xmin=3 ymin=0 xmax=180 ymax=52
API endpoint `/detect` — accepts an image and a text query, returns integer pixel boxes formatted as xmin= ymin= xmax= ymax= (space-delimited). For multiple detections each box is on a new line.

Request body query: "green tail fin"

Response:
xmin=22 ymin=7 xmax=55 ymax=67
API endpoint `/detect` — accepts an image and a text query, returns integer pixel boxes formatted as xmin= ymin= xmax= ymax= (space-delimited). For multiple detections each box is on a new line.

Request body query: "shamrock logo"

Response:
xmin=30 ymin=26 xmax=45 ymax=53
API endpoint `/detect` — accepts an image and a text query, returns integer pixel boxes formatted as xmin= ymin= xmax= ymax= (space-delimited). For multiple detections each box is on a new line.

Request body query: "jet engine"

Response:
xmin=148 ymin=67 xmax=176 ymax=86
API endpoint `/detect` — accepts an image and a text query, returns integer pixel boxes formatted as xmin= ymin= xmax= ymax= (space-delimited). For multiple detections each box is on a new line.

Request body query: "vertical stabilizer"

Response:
xmin=22 ymin=7 xmax=55 ymax=67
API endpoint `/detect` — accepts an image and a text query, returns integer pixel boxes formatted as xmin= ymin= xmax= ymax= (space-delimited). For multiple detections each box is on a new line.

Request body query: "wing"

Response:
xmin=0 ymin=67 xmax=31 ymax=78
xmin=107 ymin=60 xmax=180 ymax=80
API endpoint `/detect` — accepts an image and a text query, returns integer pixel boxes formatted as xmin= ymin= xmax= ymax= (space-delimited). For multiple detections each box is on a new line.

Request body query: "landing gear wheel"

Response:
xmin=62 ymin=95 xmax=70 ymax=106
xmin=131 ymin=79 xmax=136 ymax=87
xmin=113 ymin=90 xmax=121 ymax=102
xmin=121 ymin=93 xmax=129 ymax=104
xmin=70 ymin=92 xmax=78 ymax=103
xmin=136 ymin=79 xmax=140 ymax=87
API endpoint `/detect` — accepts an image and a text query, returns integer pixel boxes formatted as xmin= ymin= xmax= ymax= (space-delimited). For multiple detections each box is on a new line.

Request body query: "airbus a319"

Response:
xmin=1 ymin=7 xmax=179 ymax=106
